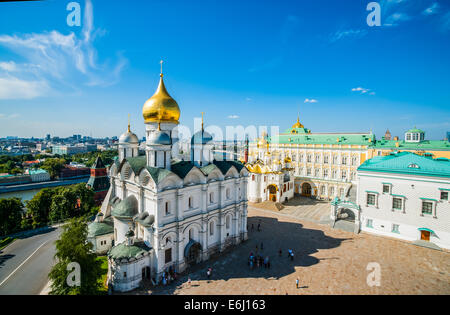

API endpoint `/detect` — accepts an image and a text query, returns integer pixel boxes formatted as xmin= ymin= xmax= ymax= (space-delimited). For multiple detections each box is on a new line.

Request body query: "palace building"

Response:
xmin=88 ymin=68 xmax=249 ymax=292
xmin=248 ymin=117 xmax=374 ymax=202
xmin=247 ymin=117 xmax=450 ymax=203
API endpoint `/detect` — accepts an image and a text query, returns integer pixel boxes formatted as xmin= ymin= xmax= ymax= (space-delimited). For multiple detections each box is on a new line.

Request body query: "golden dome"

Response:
xmin=142 ymin=74 xmax=180 ymax=124
xmin=292 ymin=117 xmax=304 ymax=129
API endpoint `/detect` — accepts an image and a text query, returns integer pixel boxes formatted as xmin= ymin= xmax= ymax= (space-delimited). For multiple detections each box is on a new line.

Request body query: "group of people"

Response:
xmin=248 ymin=219 xmax=262 ymax=232
xmin=161 ymin=266 xmax=177 ymax=286
xmin=248 ymin=253 xmax=271 ymax=269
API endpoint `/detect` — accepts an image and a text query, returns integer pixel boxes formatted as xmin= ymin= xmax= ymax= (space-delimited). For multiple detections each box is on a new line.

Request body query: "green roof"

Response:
xmin=111 ymin=195 xmax=139 ymax=219
xmin=126 ymin=156 xmax=147 ymax=174
xmin=88 ymin=221 xmax=114 ymax=238
xmin=200 ymin=163 xmax=218 ymax=176
xmin=371 ymin=139 xmax=450 ymax=151
xmin=146 ymin=166 xmax=172 ymax=184
xmin=269 ymin=132 xmax=375 ymax=145
xmin=122 ymin=156 xmax=245 ymax=184
xmin=358 ymin=152 xmax=450 ymax=177
xmin=407 ymin=128 xmax=425 ymax=133
xmin=171 ymin=161 xmax=195 ymax=178
xmin=108 ymin=240 xmax=151 ymax=261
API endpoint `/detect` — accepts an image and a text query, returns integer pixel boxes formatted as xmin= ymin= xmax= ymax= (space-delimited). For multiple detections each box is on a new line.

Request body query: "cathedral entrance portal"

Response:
xmin=267 ymin=184 xmax=278 ymax=202
xmin=185 ymin=239 xmax=202 ymax=266
xmin=302 ymin=183 xmax=312 ymax=197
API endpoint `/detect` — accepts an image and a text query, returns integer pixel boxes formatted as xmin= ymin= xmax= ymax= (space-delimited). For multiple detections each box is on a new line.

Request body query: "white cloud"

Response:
xmin=228 ymin=115 xmax=240 ymax=119
xmin=0 ymin=112 xmax=21 ymax=119
xmin=304 ymin=98 xmax=318 ymax=103
xmin=352 ymin=87 xmax=376 ymax=95
xmin=0 ymin=61 xmax=17 ymax=72
xmin=0 ymin=0 xmax=127 ymax=100
xmin=330 ymin=29 xmax=368 ymax=43
xmin=423 ymin=3 xmax=440 ymax=15
xmin=0 ymin=76 xmax=49 ymax=100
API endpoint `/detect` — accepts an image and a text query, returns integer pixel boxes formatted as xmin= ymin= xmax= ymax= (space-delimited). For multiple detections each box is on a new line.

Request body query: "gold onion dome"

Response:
xmin=142 ymin=73 xmax=180 ymax=124
xmin=292 ymin=117 xmax=304 ymax=129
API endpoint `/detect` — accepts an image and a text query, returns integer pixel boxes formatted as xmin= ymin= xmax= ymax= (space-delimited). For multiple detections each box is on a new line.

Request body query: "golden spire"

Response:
xmin=142 ymin=60 xmax=180 ymax=124
xmin=292 ymin=116 xmax=304 ymax=129
xmin=201 ymin=112 xmax=204 ymax=131
xmin=127 ymin=114 xmax=131 ymax=132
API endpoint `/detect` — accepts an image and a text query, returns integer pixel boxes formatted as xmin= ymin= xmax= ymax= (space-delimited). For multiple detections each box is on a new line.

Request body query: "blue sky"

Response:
xmin=0 ymin=0 xmax=449 ymax=140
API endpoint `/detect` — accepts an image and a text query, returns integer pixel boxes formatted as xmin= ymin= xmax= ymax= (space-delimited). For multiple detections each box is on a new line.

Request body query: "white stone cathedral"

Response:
xmin=88 ymin=69 xmax=249 ymax=292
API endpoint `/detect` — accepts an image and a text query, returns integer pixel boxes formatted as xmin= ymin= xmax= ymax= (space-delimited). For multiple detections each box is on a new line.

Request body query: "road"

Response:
xmin=0 ymin=228 xmax=61 ymax=295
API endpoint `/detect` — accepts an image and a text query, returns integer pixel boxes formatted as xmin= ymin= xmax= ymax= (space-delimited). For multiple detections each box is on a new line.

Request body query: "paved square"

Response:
xmin=135 ymin=207 xmax=450 ymax=295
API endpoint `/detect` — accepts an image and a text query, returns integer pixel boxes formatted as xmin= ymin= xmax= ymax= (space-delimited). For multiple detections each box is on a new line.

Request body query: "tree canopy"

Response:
xmin=48 ymin=218 xmax=104 ymax=295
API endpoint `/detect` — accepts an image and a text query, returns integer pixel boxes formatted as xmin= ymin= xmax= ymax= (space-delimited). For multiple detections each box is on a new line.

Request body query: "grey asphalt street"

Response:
xmin=0 ymin=228 xmax=61 ymax=295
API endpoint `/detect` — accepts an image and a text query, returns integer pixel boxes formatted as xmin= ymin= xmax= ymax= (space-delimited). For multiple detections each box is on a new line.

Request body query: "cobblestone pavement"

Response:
xmin=136 ymin=208 xmax=450 ymax=295
xmin=249 ymin=197 xmax=331 ymax=223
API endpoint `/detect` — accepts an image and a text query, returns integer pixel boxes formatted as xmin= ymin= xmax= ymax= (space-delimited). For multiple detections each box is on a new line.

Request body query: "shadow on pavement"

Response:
xmin=141 ymin=215 xmax=351 ymax=295
xmin=0 ymin=253 xmax=15 ymax=269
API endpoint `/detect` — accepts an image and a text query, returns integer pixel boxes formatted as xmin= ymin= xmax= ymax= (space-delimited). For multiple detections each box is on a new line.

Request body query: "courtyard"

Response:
xmin=131 ymin=204 xmax=450 ymax=295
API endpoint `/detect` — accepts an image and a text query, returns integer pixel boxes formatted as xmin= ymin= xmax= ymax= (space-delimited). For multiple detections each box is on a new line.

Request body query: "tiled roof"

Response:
xmin=358 ymin=152 xmax=450 ymax=177
xmin=87 ymin=221 xmax=114 ymax=238
xmin=111 ymin=195 xmax=139 ymax=219
xmin=371 ymin=139 xmax=450 ymax=151
xmin=108 ymin=240 xmax=151 ymax=261
xmin=269 ymin=131 xmax=375 ymax=145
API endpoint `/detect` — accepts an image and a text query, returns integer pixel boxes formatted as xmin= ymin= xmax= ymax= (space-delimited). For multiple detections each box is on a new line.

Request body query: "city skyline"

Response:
xmin=0 ymin=0 xmax=450 ymax=140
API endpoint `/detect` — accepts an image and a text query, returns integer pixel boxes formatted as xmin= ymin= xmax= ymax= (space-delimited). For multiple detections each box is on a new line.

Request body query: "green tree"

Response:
xmin=71 ymin=183 xmax=96 ymax=216
xmin=41 ymin=158 xmax=66 ymax=180
xmin=0 ymin=198 xmax=24 ymax=236
xmin=48 ymin=218 xmax=103 ymax=295
xmin=49 ymin=187 xmax=77 ymax=223
xmin=25 ymin=188 xmax=55 ymax=228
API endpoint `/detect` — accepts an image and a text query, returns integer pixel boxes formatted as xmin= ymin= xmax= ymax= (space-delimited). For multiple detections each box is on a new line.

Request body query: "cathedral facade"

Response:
xmin=88 ymin=70 xmax=249 ymax=292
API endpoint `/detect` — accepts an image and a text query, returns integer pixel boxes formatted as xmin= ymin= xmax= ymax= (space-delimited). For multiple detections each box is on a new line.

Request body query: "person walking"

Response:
xmin=291 ymin=251 xmax=294 ymax=261
xmin=207 ymin=268 xmax=211 ymax=280
xmin=296 ymin=278 xmax=299 ymax=289
xmin=257 ymin=223 xmax=261 ymax=232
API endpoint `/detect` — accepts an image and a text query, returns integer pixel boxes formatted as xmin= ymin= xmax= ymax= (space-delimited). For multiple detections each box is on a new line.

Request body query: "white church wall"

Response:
xmin=113 ymin=218 xmax=130 ymax=245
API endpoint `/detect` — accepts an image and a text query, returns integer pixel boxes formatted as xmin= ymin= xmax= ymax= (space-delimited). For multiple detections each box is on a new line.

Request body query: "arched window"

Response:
xmin=210 ymin=192 xmax=214 ymax=203
xmin=226 ymin=216 xmax=230 ymax=229
xmin=209 ymin=221 xmax=214 ymax=236
xmin=188 ymin=196 xmax=193 ymax=209
xmin=226 ymin=188 xmax=231 ymax=199
xmin=166 ymin=237 xmax=171 ymax=245
xmin=189 ymin=229 xmax=193 ymax=240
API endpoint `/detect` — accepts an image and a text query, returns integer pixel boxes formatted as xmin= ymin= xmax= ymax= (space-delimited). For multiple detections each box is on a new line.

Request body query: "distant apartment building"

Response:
xmin=25 ymin=169 xmax=51 ymax=182
xmin=36 ymin=143 xmax=47 ymax=152
xmin=52 ymin=144 xmax=98 ymax=155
